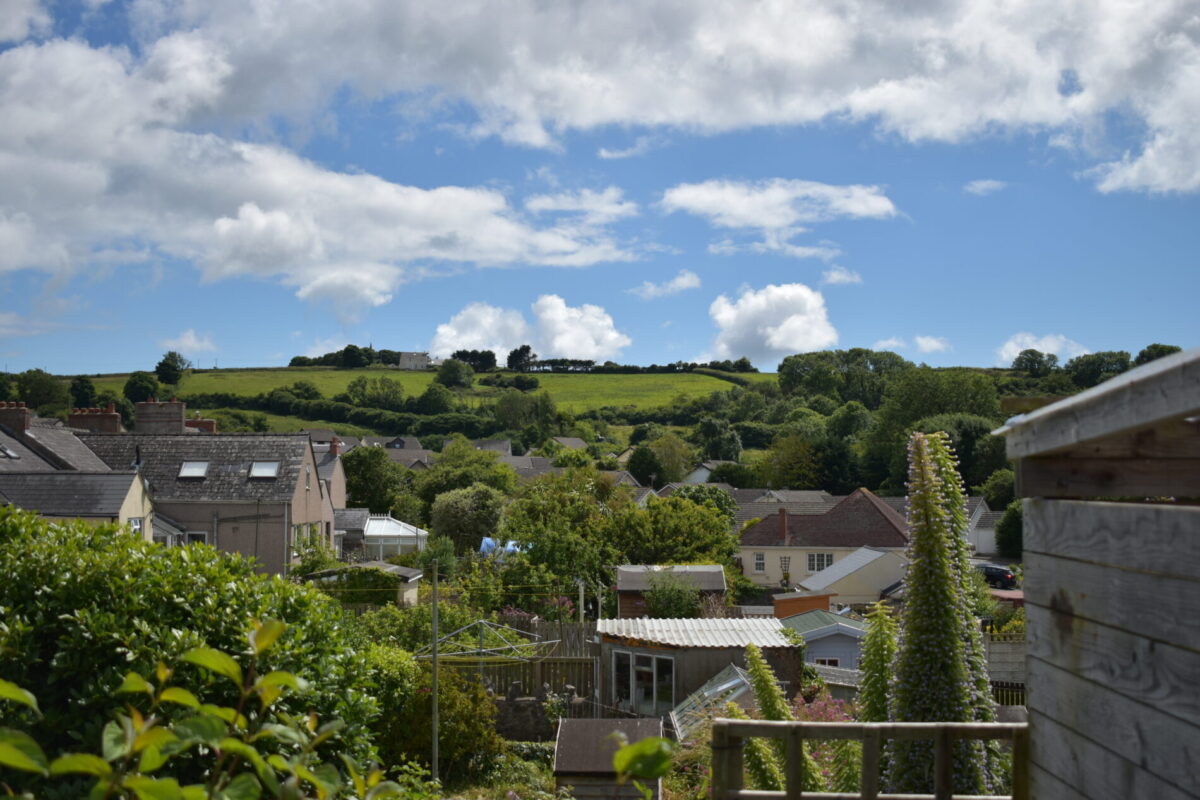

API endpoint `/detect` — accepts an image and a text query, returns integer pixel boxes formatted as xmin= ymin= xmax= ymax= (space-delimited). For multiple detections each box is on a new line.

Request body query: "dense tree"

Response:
xmin=643 ymin=572 xmax=702 ymax=618
xmin=707 ymin=461 xmax=762 ymax=488
xmin=96 ymin=390 xmax=135 ymax=427
xmin=414 ymin=438 xmax=518 ymax=515
xmin=1009 ymin=348 xmax=1058 ymax=377
xmin=827 ymin=400 xmax=872 ymax=440
xmin=451 ymin=348 xmax=498 ymax=372
xmin=760 ymin=434 xmax=821 ymax=489
xmin=429 ymin=483 xmax=507 ymax=553
xmin=68 ymin=375 xmax=98 ymax=408
xmin=287 ymin=379 xmax=323 ymax=400
xmin=909 ymin=413 xmax=1004 ymax=488
xmin=343 ymin=375 xmax=405 ymax=410
xmin=671 ymin=484 xmax=738 ymax=525
xmin=1064 ymin=350 xmax=1131 ymax=388
xmin=996 ymin=499 xmax=1023 ymax=560
xmin=122 ymin=370 xmax=160 ymax=403
xmin=1134 ymin=343 xmax=1182 ymax=366
xmin=0 ymin=372 xmax=11 ymax=401
xmin=627 ymin=444 xmax=665 ymax=488
xmin=779 ymin=348 xmax=912 ymax=408
xmin=416 ymin=382 xmax=456 ymax=415
xmin=974 ymin=468 xmax=1015 ymax=510
xmin=648 ymin=432 xmax=695 ymax=484
xmin=506 ymin=344 xmax=537 ymax=372
xmin=435 ymin=358 xmax=475 ymax=389
xmin=629 ymin=421 xmax=664 ymax=446
xmin=341 ymin=445 xmax=409 ymax=512
xmin=339 ymin=344 xmax=371 ymax=368
xmin=154 ymin=350 xmax=190 ymax=385
xmin=608 ymin=495 xmax=738 ymax=567
xmin=697 ymin=416 xmax=743 ymax=461
xmin=16 ymin=368 xmax=68 ymax=409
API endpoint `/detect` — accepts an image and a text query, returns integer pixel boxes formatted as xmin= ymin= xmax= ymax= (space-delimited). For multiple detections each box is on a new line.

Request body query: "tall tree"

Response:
xmin=506 ymin=344 xmax=537 ymax=372
xmin=1064 ymin=350 xmax=1131 ymax=388
xmin=122 ymin=371 xmax=160 ymax=403
xmin=1134 ymin=343 xmax=1182 ymax=366
xmin=1009 ymin=348 xmax=1057 ymax=377
xmin=342 ymin=446 xmax=409 ymax=513
xmin=154 ymin=350 xmax=190 ymax=385
xmin=435 ymin=358 xmax=474 ymax=389
xmin=429 ymin=482 xmax=506 ymax=553
xmin=15 ymin=369 xmax=68 ymax=409
xmin=857 ymin=601 xmax=898 ymax=723
xmin=648 ymin=432 xmax=694 ymax=484
xmin=69 ymin=375 xmax=98 ymax=408
xmin=627 ymin=445 xmax=664 ymax=488
xmin=339 ymin=344 xmax=370 ymax=369
xmin=887 ymin=432 xmax=989 ymax=794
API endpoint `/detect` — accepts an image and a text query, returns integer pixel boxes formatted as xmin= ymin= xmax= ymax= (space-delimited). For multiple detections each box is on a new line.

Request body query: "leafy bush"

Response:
xmin=996 ymin=500 xmax=1023 ymax=560
xmin=0 ymin=508 xmax=377 ymax=775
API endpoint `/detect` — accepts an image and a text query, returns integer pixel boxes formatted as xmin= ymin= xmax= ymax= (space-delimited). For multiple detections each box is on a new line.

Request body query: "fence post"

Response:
xmin=860 ymin=726 xmax=881 ymax=800
xmin=934 ymin=727 xmax=951 ymax=800
xmin=1012 ymin=724 xmax=1030 ymax=800
xmin=710 ymin=724 xmax=743 ymax=800
xmin=785 ymin=728 xmax=805 ymax=800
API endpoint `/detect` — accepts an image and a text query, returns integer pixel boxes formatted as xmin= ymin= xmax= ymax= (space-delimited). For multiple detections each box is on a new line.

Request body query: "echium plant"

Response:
xmin=886 ymin=432 xmax=987 ymax=795
xmin=924 ymin=432 xmax=1007 ymax=792
xmin=857 ymin=601 xmax=897 ymax=723
xmin=744 ymin=645 xmax=824 ymax=793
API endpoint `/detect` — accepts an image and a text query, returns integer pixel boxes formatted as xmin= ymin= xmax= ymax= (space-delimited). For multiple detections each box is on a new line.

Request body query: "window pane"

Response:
xmin=634 ymin=658 xmax=655 ymax=716
xmin=250 ymin=461 xmax=280 ymax=478
xmin=614 ymin=652 xmax=631 ymax=708
xmin=655 ymin=657 xmax=674 ymax=715
xmin=179 ymin=461 xmax=208 ymax=478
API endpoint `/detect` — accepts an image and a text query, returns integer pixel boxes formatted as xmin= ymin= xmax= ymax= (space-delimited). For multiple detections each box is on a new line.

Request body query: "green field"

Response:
xmin=90 ymin=367 xmax=772 ymax=413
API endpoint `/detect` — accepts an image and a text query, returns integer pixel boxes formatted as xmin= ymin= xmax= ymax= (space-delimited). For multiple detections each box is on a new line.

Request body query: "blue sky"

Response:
xmin=1 ymin=0 xmax=1197 ymax=375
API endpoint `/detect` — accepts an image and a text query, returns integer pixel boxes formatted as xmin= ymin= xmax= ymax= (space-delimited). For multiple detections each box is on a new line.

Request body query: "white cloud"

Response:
xmin=430 ymin=302 xmax=532 ymax=358
xmin=915 ymin=335 xmax=951 ymax=353
xmin=996 ymin=332 xmax=1090 ymax=365
xmin=0 ymin=0 xmax=49 ymax=43
xmin=597 ymin=136 xmax=664 ymax=160
xmin=662 ymin=178 xmax=895 ymax=259
xmin=821 ymin=266 xmax=862 ymax=285
xmin=0 ymin=39 xmax=635 ymax=321
xmin=707 ymin=283 xmax=837 ymax=366
xmin=873 ymin=337 xmax=906 ymax=350
xmin=964 ymin=179 xmax=1008 ymax=196
xmin=431 ymin=295 xmax=631 ymax=360
xmin=627 ymin=269 xmax=701 ymax=299
xmin=160 ymin=328 xmax=216 ymax=353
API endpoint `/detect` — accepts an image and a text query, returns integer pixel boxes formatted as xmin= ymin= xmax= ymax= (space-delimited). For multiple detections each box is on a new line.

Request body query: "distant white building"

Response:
xmin=395 ymin=352 xmax=432 ymax=370
xmin=362 ymin=513 xmax=428 ymax=559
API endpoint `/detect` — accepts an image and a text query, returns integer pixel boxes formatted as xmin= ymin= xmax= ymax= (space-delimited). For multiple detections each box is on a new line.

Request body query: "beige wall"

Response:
xmin=326 ymin=459 xmax=346 ymax=510
xmin=119 ymin=476 xmax=155 ymax=540
xmin=740 ymin=546 xmax=862 ymax=587
xmin=802 ymin=550 xmax=907 ymax=606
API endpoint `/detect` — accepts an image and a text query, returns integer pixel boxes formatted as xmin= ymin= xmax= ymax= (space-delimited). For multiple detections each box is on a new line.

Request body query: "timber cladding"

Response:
xmin=1023 ymin=499 xmax=1200 ymax=800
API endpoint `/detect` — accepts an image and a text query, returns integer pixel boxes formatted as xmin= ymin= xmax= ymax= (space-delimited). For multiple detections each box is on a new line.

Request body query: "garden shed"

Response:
xmin=553 ymin=717 xmax=664 ymax=800
xmin=999 ymin=347 xmax=1200 ymax=799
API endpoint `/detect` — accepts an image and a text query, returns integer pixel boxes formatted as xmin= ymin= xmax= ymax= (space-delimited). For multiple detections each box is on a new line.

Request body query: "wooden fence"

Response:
xmin=990 ymin=681 xmax=1026 ymax=707
xmin=494 ymin=617 xmax=598 ymax=658
xmin=466 ymin=655 xmax=596 ymax=698
xmin=710 ymin=719 xmax=1030 ymax=800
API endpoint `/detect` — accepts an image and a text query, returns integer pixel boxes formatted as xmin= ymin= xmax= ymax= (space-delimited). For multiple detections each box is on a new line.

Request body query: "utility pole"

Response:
xmin=577 ymin=579 xmax=585 ymax=623
xmin=431 ymin=559 xmax=439 ymax=784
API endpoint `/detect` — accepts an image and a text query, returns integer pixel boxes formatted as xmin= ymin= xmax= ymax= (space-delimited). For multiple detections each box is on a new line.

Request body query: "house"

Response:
xmin=779 ymin=609 xmax=867 ymax=669
xmin=739 ymin=488 xmax=908 ymax=587
xmin=473 ymin=438 xmax=513 ymax=455
xmin=0 ymin=403 xmax=111 ymax=471
xmin=551 ymin=436 xmax=588 ymax=451
xmin=792 ymin=545 xmax=909 ymax=607
xmin=360 ymin=512 xmax=428 ymax=559
xmin=0 ymin=471 xmax=153 ymax=537
xmin=553 ymin=718 xmax=664 ymax=800
xmin=394 ymin=351 xmax=432 ymax=370
xmin=683 ymin=460 xmax=735 ymax=484
xmin=306 ymin=561 xmax=423 ymax=607
xmin=971 ymin=509 xmax=1003 ymax=554
xmin=998 ymin=346 xmax=1200 ymax=797
xmin=78 ymin=433 xmax=335 ymax=575
xmin=596 ymin=617 xmax=804 ymax=716
xmin=312 ymin=438 xmax=348 ymax=509
xmin=615 ymin=565 xmax=727 ymax=618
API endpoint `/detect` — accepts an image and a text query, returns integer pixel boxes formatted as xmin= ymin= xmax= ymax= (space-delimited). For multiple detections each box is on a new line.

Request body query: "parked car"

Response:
xmin=976 ymin=563 xmax=1017 ymax=589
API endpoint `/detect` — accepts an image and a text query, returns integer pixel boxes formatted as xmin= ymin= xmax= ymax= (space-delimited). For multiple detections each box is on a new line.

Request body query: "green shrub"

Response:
xmin=996 ymin=500 xmax=1023 ymax=560
xmin=0 ymin=508 xmax=377 ymax=776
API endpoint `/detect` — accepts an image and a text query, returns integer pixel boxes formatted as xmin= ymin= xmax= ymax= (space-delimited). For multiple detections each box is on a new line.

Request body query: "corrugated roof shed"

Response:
xmin=597 ymin=617 xmax=794 ymax=648
xmin=0 ymin=471 xmax=139 ymax=517
xmin=554 ymin=718 xmax=663 ymax=775
xmin=616 ymin=565 xmax=727 ymax=592
xmin=79 ymin=433 xmax=308 ymax=502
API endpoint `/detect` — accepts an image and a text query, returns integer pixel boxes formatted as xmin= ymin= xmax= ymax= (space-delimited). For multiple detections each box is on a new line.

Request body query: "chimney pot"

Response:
xmin=330 ymin=436 xmax=341 ymax=457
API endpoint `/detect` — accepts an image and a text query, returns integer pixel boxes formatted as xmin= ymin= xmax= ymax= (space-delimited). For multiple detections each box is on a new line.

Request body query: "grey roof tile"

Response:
xmin=0 ymin=471 xmax=139 ymax=517
xmin=0 ymin=430 xmax=56 ymax=473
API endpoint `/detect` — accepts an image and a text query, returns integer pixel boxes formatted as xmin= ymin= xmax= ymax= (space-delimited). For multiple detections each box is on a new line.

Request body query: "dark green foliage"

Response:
xmin=1010 ymin=349 xmax=1058 ymax=377
xmin=778 ymin=348 xmax=912 ymax=409
xmin=909 ymin=413 xmax=1004 ymax=487
xmin=627 ymin=444 xmax=665 ymax=488
xmin=648 ymin=432 xmax=695 ymax=484
xmin=68 ymin=375 xmax=98 ymax=408
xmin=643 ymin=572 xmax=702 ymax=618
xmin=416 ymin=536 xmax=458 ymax=580
xmin=414 ymin=439 xmax=517 ymax=517
xmin=974 ymin=468 xmax=1015 ymax=510
xmin=122 ymin=371 xmax=160 ymax=403
xmin=341 ymin=446 xmax=411 ymax=513
xmin=16 ymin=368 xmax=68 ymax=410
xmin=760 ymin=434 xmax=821 ymax=489
xmin=416 ymin=383 xmax=455 ymax=415
xmin=96 ymin=391 xmax=135 ymax=427
xmin=630 ymin=422 xmax=664 ymax=445
xmin=288 ymin=379 xmax=323 ymax=400
xmin=429 ymin=482 xmax=506 ymax=552
xmin=0 ymin=371 xmax=11 ymax=401
xmin=434 ymin=359 xmax=474 ymax=389
xmin=154 ymin=351 xmax=190 ymax=385
xmin=0 ymin=508 xmax=376 ymax=776
xmin=342 ymin=376 xmax=405 ymax=410
xmin=706 ymin=461 xmax=761 ymax=488
xmin=697 ymin=416 xmax=743 ymax=461
xmin=609 ymin=495 xmax=738 ymax=568
xmin=671 ymin=484 xmax=738 ymax=525
xmin=1134 ymin=343 xmax=1182 ymax=366
xmin=996 ymin=500 xmax=1023 ymax=560
xmin=339 ymin=345 xmax=371 ymax=369
xmin=1064 ymin=350 xmax=1131 ymax=388
xmin=450 ymin=349 xmax=497 ymax=372
xmin=506 ymin=344 xmax=537 ymax=372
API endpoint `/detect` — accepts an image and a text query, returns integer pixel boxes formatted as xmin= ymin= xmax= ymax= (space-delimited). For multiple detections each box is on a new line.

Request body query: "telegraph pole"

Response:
xmin=431 ymin=559 xmax=439 ymax=784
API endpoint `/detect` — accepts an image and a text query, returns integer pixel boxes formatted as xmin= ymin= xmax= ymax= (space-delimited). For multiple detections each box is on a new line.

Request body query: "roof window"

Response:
xmin=179 ymin=461 xmax=209 ymax=478
xmin=250 ymin=461 xmax=280 ymax=479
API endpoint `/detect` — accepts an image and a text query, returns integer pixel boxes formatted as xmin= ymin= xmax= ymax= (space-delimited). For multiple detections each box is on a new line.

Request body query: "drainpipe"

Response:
xmin=212 ymin=512 xmax=219 ymax=549
xmin=283 ymin=501 xmax=291 ymax=575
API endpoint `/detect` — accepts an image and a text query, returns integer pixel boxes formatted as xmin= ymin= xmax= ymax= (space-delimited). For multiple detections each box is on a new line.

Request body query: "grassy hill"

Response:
xmin=90 ymin=366 xmax=774 ymax=414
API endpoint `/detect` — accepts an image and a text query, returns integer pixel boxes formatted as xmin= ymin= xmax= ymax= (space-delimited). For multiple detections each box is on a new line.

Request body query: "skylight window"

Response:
xmin=250 ymin=461 xmax=280 ymax=479
xmin=179 ymin=461 xmax=208 ymax=478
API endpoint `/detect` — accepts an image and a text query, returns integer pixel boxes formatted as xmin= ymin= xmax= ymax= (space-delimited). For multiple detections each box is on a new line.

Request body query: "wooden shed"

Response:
xmin=553 ymin=717 xmax=663 ymax=800
xmin=999 ymin=347 xmax=1200 ymax=799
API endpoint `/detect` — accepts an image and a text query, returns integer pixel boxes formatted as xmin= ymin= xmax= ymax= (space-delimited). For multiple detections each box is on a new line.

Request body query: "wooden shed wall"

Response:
xmin=555 ymin=775 xmax=660 ymax=800
xmin=1023 ymin=498 xmax=1200 ymax=800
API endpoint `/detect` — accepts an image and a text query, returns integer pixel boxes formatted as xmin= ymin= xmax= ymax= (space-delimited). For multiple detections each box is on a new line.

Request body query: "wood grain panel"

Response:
xmin=1017 ymin=456 xmax=1200 ymax=499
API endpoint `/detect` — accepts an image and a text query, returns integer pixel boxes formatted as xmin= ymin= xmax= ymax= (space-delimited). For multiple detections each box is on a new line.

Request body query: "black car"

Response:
xmin=975 ymin=563 xmax=1017 ymax=589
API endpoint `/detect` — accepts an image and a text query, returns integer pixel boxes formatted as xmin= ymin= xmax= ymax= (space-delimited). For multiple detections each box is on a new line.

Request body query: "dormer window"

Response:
xmin=179 ymin=461 xmax=208 ymax=478
xmin=250 ymin=461 xmax=280 ymax=479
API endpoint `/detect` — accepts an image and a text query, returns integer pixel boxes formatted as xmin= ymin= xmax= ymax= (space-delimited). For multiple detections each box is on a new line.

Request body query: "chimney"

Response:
xmin=135 ymin=399 xmax=187 ymax=434
xmin=778 ymin=507 xmax=788 ymax=543
xmin=69 ymin=405 xmax=124 ymax=434
xmin=0 ymin=401 xmax=30 ymax=433
xmin=330 ymin=436 xmax=341 ymax=457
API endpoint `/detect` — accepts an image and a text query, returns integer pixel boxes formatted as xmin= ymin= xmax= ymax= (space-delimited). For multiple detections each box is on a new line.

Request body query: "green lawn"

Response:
xmin=89 ymin=367 xmax=749 ymax=413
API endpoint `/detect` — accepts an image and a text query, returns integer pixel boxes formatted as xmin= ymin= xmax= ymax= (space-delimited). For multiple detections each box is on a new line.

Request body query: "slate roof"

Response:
xmin=302 ymin=428 xmax=338 ymax=442
xmin=600 ymin=470 xmax=641 ymax=487
xmin=20 ymin=424 xmax=112 ymax=471
xmin=552 ymin=436 xmax=588 ymax=451
xmin=79 ymin=433 xmax=309 ymax=502
xmin=0 ymin=429 xmax=56 ymax=473
xmin=616 ymin=565 xmax=728 ymax=593
xmin=314 ymin=451 xmax=340 ymax=482
xmin=384 ymin=448 xmax=435 ymax=467
xmin=597 ymin=617 xmax=795 ymax=649
xmin=334 ymin=507 xmax=370 ymax=533
xmin=780 ymin=609 xmax=866 ymax=635
xmin=473 ymin=438 xmax=513 ymax=454
xmin=554 ymin=718 xmax=663 ymax=775
xmin=874 ymin=495 xmax=986 ymax=521
xmin=977 ymin=510 xmax=1004 ymax=529
xmin=734 ymin=498 xmax=837 ymax=529
xmin=0 ymin=471 xmax=139 ymax=517
xmin=740 ymin=488 xmax=908 ymax=549
xmin=499 ymin=454 xmax=558 ymax=480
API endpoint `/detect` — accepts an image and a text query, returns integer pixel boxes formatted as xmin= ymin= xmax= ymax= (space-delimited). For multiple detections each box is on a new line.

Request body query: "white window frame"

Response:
xmin=182 ymin=531 xmax=209 ymax=546
xmin=250 ymin=461 xmax=280 ymax=479
xmin=128 ymin=518 xmax=143 ymax=535
xmin=754 ymin=552 xmax=765 ymax=573
xmin=612 ymin=649 xmax=674 ymax=715
xmin=815 ymin=657 xmax=840 ymax=667
xmin=178 ymin=461 xmax=208 ymax=478
xmin=808 ymin=552 xmax=834 ymax=573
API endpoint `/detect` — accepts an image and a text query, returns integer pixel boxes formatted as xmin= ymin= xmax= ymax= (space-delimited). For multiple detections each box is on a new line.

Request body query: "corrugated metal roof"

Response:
xmin=597 ymin=617 xmax=793 ymax=648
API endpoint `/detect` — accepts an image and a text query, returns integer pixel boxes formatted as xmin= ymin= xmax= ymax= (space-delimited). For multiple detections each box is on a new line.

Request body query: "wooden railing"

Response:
xmin=709 ymin=719 xmax=1029 ymax=800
